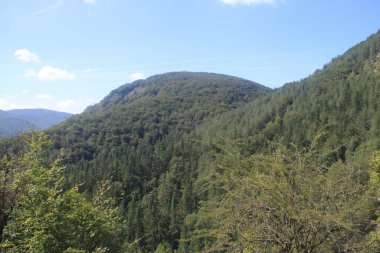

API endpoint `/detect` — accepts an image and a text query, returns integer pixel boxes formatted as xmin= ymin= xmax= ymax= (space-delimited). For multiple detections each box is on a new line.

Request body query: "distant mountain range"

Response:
xmin=0 ymin=109 xmax=72 ymax=138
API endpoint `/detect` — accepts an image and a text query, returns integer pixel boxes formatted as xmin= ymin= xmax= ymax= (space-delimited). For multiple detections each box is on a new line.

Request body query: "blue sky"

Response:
xmin=1 ymin=0 xmax=379 ymax=114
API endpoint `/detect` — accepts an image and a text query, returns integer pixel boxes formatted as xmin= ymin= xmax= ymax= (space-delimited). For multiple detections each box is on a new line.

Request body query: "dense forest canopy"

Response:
xmin=0 ymin=30 xmax=380 ymax=252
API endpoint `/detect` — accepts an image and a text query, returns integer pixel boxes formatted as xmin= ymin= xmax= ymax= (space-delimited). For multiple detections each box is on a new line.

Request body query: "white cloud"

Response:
xmin=221 ymin=0 xmax=284 ymax=6
xmin=38 ymin=66 xmax=75 ymax=81
xmin=14 ymin=49 xmax=40 ymax=63
xmin=25 ymin=66 xmax=75 ymax=81
xmin=85 ymin=97 xmax=97 ymax=103
xmin=84 ymin=0 xmax=96 ymax=4
xmin=25 ymin=69 xmax=37 ymax=77
xmin=37 ymin=93 xmax=55 ymax=100
xmin=131 ymin=72 xmax=145 ymax=81
xmin=21 ymin=89 xmax=30 ymax=94
xmin=79 ymin=68 xmax=98 ymax=74
xmin=0 ymin=99 xmax=23 ymax=110
xmin=57 ymin=100 xmax=75 ymax=109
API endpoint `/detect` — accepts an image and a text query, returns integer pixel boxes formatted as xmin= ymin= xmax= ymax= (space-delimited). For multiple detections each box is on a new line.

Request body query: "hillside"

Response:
xmin=1 ymin=31 xmax=379 ymax=252
xmin=44 ymin=31 xmax=380 ymax=251
xmin=196 ymin=30 xmax=380 ymax=163
xmin=48 ymin=72 xmax=269 ymax=162
xmin=6 ymin=109 xmax=72 ymax=130
xmin=42 ymin=72 xmax=270 ymax=251
xmin=0 ymin=109 xmax=72 ymax=138
xmin=0 ymin=110 xmax=33 ymax=138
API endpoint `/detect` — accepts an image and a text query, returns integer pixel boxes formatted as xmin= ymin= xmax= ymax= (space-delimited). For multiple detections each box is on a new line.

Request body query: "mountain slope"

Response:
xmin=3 ymin=31 xmax=379 ymax=252
xmin=0 ymin=110 xmax=34 ymax=138
xmin=0 ymin=109 xmax=72 ymax=138
xmin=7 ymin=109 xmax=72 ymax=130
xmin=45 ymin=72 xmax=270 ymax=251
xmin=196 ymin=30 xmax=380 ymax=162
xmin=181 ymin=30 xmax=380 ymax=252
xmin=49 ymin=72 xmax=270 ymax=161
xmin=44 ymin=30 xmax=380 ymax=249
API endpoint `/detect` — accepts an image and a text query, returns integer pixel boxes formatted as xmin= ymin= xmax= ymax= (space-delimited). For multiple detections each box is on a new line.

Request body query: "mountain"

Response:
xmin=0 ymin=109 xmax=72 ymax=138
xmin=196 ymin=29 xmax=380 ymax=163
xmin=45 ymin=72 xmax=270 ymax=251
xmin=44 ymin=29 xmax=380 ymax=251
xmin=1 ymin=31 xmax=380 ymax=252
xmin=48 ymin=72 xmax=270 ymax=162
xmin=0 ymin=110 xmax=34 ymax=138
xmin=6 ymin=109 xmax=72 ymax=130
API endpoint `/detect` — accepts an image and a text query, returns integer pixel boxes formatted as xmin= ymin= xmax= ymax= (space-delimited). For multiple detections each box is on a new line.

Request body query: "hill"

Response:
xmin=1 ymin=31 xmax=379 ymax=252
xmin=46 ymin=30 xmax=380 ymax=250
xmin=196 ymin=29 xmax=380 ymax=163
xmin=48 ymin=72 xmax=270 ymax=162
xmin=0 ymin=109 xmax=72 ymax=138
xmin=6 ymin=109 xmax=72 ymax=130
xmin=0 ymin=110 xmax=34 ymax=138
xmin=179 ymin=30 xmax=380 ymax=252
xmin=44 ymin=72 xmax=270 ymax=251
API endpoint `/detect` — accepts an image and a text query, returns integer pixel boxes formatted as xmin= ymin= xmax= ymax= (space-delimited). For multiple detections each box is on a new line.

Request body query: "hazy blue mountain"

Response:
xmin=0 ymin=109 xmax=72 ymax=138
xmin=7 ymin=109 xmax=72 ymax=130
xmin=0 ymin=110 xmax=34 ymax=138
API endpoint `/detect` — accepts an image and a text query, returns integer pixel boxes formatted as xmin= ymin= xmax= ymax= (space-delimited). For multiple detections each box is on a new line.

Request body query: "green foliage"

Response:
xmin=196 ymin=31 xmax=380 ymax=162
xmin=0 ymin=132 xmax=52 ymax=245
xmin=44 ymin=72 xmax=268 ymax=251
xmin=0 ymin=133 xmax=122 ymax=253
xmin=1 ymin=30 xmax=380 ymax=252
xmin=192 ymin=145 xmax=372 ymax=252
xmin=5 ymin=188 xmax=121 ymax=252
xmin=154 ymin=242 xmax=173 ymax=253
xmin=365 ymin=151 xmax=380 ymax=252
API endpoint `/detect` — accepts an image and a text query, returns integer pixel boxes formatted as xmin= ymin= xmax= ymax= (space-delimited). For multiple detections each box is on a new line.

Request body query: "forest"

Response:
xmin=0 ymin=30 xmax=379 ymax=252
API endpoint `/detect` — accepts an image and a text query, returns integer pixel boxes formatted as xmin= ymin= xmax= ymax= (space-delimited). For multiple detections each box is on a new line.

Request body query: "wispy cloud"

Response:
xmin=28 ymin=0 xmax=64 ymax=18
xmin=25 ymin=66 xmax=75 ymax=81
xmin=37 ymin=93 xmax=55 ymax=100
xmin=83 ymin=0 xmax=96 ymax=4
xmin=221 ymin=0 xmax=284 ymax=6
xmin=85 ymin=97 xmax=97 ymax=103
xmin=14 ymin=49 xmax=40 ymax=63
xmin=57 ymin=100 xmax=75 ymax=109
xmin=131 ymin=72 xmax=145 ymax=81
xmin=0 ymin=99 xmax=16 ymax=110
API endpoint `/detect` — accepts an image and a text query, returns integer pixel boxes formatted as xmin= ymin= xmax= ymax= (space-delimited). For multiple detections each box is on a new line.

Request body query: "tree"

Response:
xmin=365 ymin=150 xmax=380 ymax=252
xmin=0 ymin=132 xmax=122 ymax=252
xmin=193 ymin=146 xmax=371 ymax=252
xmin=0 ymin=132 xmax=52 ymax=245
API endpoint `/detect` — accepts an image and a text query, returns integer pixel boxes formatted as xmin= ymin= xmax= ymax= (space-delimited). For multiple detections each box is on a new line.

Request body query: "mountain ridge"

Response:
xmin=1 ymin=30 xmax=379 ymax=253
xmin=0 ymin=109 xmax=72 ymax=138
xmin=84 ymin=71 xmax=270 ymax=113
xmin=48 ymin=71 xmax=270 ymax=164
xmin=195 ymin=29 xmax=380 ymax=162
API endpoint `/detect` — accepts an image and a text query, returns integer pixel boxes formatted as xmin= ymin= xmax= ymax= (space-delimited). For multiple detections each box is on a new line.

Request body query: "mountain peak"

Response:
xmin=85 ymin=71 xmax=270 ymax=113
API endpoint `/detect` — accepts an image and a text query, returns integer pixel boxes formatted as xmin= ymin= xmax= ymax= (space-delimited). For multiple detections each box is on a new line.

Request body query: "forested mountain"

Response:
xmin=0 ymin=110 xmax=33 ymax=138
xmin=0 ymin=31 xmax=380 ymax=252
xmin=0 ymin=109 xmax=72 ymax=138
xmin=197 ymin=30 xmax=380 ymax=163
xmin=186 ymin=30 xmax=380 ymax=252
xmin=33 ymin=72 xmax=267 ymax=252
xmin=48 ymin=72 xmax=269 ymax=164
xmin=7 ymin=109 xmax=72 ymax=130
